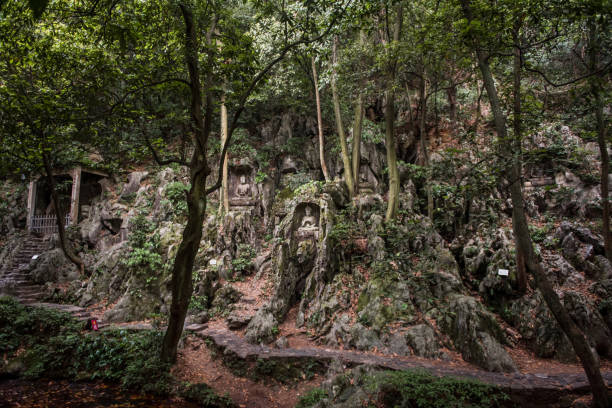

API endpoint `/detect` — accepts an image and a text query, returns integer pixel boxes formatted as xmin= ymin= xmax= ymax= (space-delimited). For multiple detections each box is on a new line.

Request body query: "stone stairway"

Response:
xmin=1 ymin=237 xmax=47 ymax=304
xmin=1 ymin=237 xmax=103 ymax=326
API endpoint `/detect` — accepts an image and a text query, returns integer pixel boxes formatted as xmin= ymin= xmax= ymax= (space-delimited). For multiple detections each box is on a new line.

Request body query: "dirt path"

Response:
xmin=193 ymin=325 xmax=612 ymax=402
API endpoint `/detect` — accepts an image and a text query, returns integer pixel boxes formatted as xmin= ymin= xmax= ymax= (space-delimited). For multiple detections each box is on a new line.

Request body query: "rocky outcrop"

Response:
xmin=246 ymin=185 xmax=338 ymax=344
xmin=439 ymin=295 xmax=516 ymax=372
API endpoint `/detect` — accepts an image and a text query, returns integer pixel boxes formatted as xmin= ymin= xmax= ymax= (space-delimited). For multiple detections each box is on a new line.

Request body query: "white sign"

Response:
xmin=32 ymin=255 xmax=38 ymax=260
xmin=498 ymin=269 xmax=509 ymax=276
xmin=209 ymin=259 xmax=217 ymax=265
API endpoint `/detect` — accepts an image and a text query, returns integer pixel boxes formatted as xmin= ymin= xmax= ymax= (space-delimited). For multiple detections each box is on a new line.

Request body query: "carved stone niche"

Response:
xmin=292 ymin=202 xmax=320 ymax=241
xmin=358 ymin=161 xmax=377 ymax=194
xmin=229 ymin=161 xmax=255 ymax=208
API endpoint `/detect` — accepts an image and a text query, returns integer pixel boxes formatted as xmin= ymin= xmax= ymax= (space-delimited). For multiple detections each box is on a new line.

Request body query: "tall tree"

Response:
xmin=312 ymin=54 xmax=331 ymax=181
xmin=331 ymin=36 xmax=355 ymax=197
xmin=382 ymin=3 xmax=403 ymax=222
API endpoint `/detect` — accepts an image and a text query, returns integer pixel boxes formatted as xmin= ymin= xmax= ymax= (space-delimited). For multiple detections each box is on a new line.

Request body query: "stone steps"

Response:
xmin=0 ymin=237 xmax=48 ymax=305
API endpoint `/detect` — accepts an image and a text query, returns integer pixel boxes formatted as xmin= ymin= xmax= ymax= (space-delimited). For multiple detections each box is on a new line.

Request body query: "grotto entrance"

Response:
xmin=26 ymin=167 xmax=108 ymax=235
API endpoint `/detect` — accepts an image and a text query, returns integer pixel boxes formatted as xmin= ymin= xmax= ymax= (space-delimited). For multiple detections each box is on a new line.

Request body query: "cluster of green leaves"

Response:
xmin=296 ymin=388 xmax=328 ymax=408
xmin=165 ymin=181 xmax=191 ymax=218
xmin=231 ymin=244 xmax=256 ymax=277
xmin=180 ymin=383 xmax=234 ymax=408
xmin=369 ymin=370 xmax=513 ymax=408
xmin=189 ymin=294 xmax=209 ymax=312
xmin=125 ymin=214 xmax=163 ymax=285
xmin=329 ymin=207 xmax=363 ymax=253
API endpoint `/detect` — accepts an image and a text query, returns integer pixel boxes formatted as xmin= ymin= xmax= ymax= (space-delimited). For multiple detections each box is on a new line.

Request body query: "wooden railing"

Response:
xmin=30 ymin=215 xmax=71 ymax=235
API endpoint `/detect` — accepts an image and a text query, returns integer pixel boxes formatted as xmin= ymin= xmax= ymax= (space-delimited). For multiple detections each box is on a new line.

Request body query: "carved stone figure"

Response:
xmin=296 ymin=205 xmax=318 ymax=240
xmin=300 ymin=205 xmax=317 ymax=229
xmin=236 ymin=175 xmax=251 ymax=197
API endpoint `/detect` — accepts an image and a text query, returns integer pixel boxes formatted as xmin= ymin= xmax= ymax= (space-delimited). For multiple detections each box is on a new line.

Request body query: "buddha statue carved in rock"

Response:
xmin=236 ymin=174 xmax=251 ymax=197
xmin=299 ymin=205 xmax=317 ymax=231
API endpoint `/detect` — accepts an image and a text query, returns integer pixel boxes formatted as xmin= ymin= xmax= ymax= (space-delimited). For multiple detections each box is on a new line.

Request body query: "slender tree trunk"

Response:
xmin=331 ymin=36 xmax=355 ymax=197
xmin=162 ymin=3 xmax=212 ymax=364
xmin=220 ymin=92 xmax=229 ymax=214
xmin=512 ymin=22 xmax=528 ymax=294
xmin=384 ymin=4 xmax=402 ymax=222
xmin=595 ymin=88 xmax=610 ymax=261
xmin=460 ymin=2 xmax=609 ymax=405
xmin=447 ymin=85 xmax=457 ymax=130
xmin=312 ymin=55 xmax=330 ymax=181
xmin=588 ymin=21 xmax=612 ymax=261
xmin=419 ymin=75 xmax=433 ymax=220
xmin=41 ymin=150 xmax=84 ymax=274
xmin=352 ymin=93 xmax=363 ymax=194
xmin=351 ymin=30 xmax=366 ymax=193
xmin=385 ymin=88 xmax=400 ymax=222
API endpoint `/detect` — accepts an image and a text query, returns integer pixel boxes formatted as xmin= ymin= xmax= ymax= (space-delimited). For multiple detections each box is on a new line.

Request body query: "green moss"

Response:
xmin=276 ymin=187 xmax=295 ymax=202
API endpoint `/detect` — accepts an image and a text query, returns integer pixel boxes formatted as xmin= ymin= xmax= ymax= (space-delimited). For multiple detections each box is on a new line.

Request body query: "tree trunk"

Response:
xmin=512 ymin=21 xmax=528 ymax=294
xmin=331 ymin=36 xmax=354 ymax=197
xmin=41 ymin=150 xmax=84 ymax=274
xmin=162 ymin=3 xmax=212 ymax=364
xmin=384 ymin=4 xmax=402 ymax=222
xmin=312 ymin=55 xmax=330 ymax=181
xmin=447 ymin=84 xmax=457 ymax=131
xmin=595 ymin=87 xmax=610 ymax=261
xmin=352 ymin=92 xmax=363 ymax=194
xmin=419 ymin=76 xmax=433 ymax=220
xmin=385 ymin=88 xmax=400 ymax=222
xmin=351 ymin=31 xmax=366 ymax=193
xmin=220 ymin=92 xmax=229 ymax=214
xmin=460 ymin=2 xmax=610 ymax=405
xmin=588 ymin=20 xmax=611 ymax=261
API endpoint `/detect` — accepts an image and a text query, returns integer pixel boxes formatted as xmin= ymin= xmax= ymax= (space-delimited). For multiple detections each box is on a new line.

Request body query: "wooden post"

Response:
xmin=26 ymin=180 xmax=36 ymax=231
xmin=70 ymin=166 xmax=82 ymax=225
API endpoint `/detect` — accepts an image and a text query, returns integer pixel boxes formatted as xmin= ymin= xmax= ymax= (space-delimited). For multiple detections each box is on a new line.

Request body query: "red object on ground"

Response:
xmin=91 ymin=319 xmax=98 ymax=331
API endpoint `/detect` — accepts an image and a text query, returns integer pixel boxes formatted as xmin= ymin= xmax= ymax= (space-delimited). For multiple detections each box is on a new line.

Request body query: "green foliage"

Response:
xmin=125 ymin=214 xmax=163 ymax=286
xmin=0 ymin=297 xmax=172 ymax=395
xmin=180 ymin=383 xmax=235 ymax=408
xmin=254 ymin=170 xmax=267 ymax=183
xmin=296 ymin=388 xmax=328 ymax=408
xmin=368 ymin=370 xmax=513 ymax=408
xmin=231 ymin=244 xmax=256 ymax=276
xmin=189 ymin=294 xmax=209 ymax=312
xmin=165 ymin=181 xmax=190 ymax=217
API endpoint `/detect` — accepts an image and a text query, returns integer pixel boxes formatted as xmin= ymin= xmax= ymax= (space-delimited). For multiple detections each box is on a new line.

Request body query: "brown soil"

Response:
xmin=172 ymin=336 xmax=322 ymax=408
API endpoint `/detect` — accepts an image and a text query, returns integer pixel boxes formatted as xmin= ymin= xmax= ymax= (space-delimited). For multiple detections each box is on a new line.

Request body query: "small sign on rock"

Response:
xmin=498 ymin=269 xmax=509 ymax=276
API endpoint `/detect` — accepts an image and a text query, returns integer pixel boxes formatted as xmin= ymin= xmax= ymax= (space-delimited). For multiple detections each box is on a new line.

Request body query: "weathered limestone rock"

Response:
xmin=120 ymin=171 xmax=148 ymax=197
xmin=29 ymin=248 xmax=78 ymax=284
xmin=404 ymin=324 xmax=440 ymax=358
xmin=246 ymin=187 xmax=337 ymax=344
xmin=439 ymin=295 xmax=516 ymax=372
xmin=510 ymin=292 xmax=576 ymax=362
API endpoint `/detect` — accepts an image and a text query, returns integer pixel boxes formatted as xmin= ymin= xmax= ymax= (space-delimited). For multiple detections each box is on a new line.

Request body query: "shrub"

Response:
xmin=296 ymin=388 xmax=328 ymax=408
xmin=165 ymin=181 xmax=190 ymax=217
xmin=369 ymin=370 xmax=513 ymax=408
xmin=180 ymin=383 xmax=235 ymax=408
xmin=0 ymin=297 xmax=172 ymax=395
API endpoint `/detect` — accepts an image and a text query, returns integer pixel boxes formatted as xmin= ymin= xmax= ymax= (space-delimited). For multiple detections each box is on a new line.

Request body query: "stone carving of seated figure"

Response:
xmin=299 ymin=205 xmax=318 ymax=232
xmin=236 ymin=175 xmax=251 ymax=198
